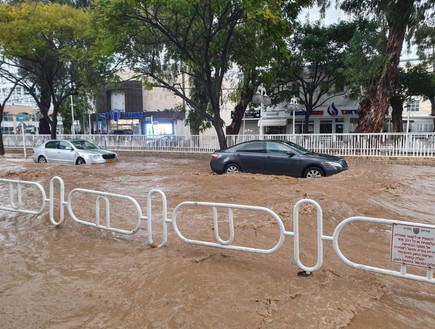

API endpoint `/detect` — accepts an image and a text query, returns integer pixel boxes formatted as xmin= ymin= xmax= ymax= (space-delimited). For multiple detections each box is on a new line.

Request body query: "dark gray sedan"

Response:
xmin=32 ymin=139 xmax=118 ymax=165
xmin=210 ymin=140 xmax=348 ymax=178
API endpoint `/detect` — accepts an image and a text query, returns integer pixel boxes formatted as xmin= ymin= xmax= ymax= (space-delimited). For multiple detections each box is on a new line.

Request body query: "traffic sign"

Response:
xmin=17 ymin=113 xmax=25 ymax=123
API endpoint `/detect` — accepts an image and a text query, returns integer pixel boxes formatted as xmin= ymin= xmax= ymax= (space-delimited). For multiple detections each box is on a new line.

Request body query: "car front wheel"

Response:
xmin=76 ymin=157 xmax=86 ymax=165
xmin=225 ymin=163 xmax=241 ymax=174
xmin=304 ymin=167 xmax=323 ymax=178
xmin=38 ymin=156 xmax=47 ymax=163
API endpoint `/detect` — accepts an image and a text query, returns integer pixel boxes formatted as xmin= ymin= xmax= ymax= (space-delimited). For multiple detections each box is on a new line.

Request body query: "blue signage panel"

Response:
xmin=99 ymin=111 xmax=145 ymax=120
xmin=17 ymin=113 xmax=25 ymax=122
xmin=122 ymin=112 xmax=144 ymax=119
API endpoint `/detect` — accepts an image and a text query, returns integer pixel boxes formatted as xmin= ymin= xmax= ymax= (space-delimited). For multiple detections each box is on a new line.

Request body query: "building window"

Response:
xmin=417 ymin=123 xmax=434 ymax=132
xmin=3 ymin=112 xmax=13 ymax=121
xmin=1 ymin=127 xmax=14 ymax=134
xmin=350 ymin=118 xmax=358 ymax=132
xmin=407 ymin=98 xmax=420 ymax=112
xmin=295 ymin=121 xmax=314 ymax=134
xmin=320 ymin=120 xmax=333 ymax=133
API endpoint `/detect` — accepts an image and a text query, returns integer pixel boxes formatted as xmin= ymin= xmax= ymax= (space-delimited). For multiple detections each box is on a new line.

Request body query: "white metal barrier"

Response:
xmin=171 ymin=201 xmax=286 ymax=254
xmin=333 ymin=217 xmax=434 ymax=283
xmin=0 ymin=178 xmax=47 ymax=215
xmin=0 ymin=176 xmax=433 ymax=284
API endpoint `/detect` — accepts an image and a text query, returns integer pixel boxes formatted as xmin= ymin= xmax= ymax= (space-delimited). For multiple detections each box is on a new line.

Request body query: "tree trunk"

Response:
xmin=356 ymin=1 xmax=413 ymax=132
xmin=50 ymin=115 xmax=58 ymax=139
xmin=0 ymin=133 xmax=4 ymax=155
xmin=213 ymin=118 xmax=227 ymax=150
xmin=390 ymin=95 xmax=404 ymax=132
xmin=355 ymin=96 xmax=372 ymax=132
xmin=303 ymin=105 xmax=314 ymax=133
xmin=226 ymin=89 xmax=254 ymax=135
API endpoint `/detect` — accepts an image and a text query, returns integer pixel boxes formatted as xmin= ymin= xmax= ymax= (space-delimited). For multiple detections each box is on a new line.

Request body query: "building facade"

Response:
xmin=94 ymin=80 xmax=188 ymax=136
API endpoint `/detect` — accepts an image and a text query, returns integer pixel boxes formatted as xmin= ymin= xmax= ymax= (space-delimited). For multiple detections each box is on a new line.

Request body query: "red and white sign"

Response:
xmin=391 ymin=224 xmax=435 ymax=268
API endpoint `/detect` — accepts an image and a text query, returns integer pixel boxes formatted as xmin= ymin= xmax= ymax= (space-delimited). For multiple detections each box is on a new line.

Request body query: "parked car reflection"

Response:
xmin=32 ymin=139 xmax=118 ymax=165
xmin=210 ymin=140 xmax=348 ymax=178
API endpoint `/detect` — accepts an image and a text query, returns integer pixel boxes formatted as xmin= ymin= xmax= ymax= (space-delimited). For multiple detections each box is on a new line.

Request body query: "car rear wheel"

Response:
xmin=38 ymin=156 xmax=47 ymax=163
xmin=304 ymin=167 xmax=323 ymax=178
xmin=76 ymin=157 xmax=86 ymax=165
xmin=225 ymin=163 xmax=241 ymax=174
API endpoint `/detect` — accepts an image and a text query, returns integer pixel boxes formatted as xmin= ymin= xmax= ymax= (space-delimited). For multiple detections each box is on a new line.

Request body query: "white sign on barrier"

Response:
xmin=391 ymin=224 xmax=435 ymax=268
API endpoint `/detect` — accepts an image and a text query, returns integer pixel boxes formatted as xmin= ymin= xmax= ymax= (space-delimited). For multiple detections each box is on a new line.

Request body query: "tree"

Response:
xmin=412 ymin=11 xmax=435 ymax=130
xmin=185 ymin=78 xmax=212 ymax=135
xmin=271 ymin=21 xmax=356 ymax=133
xmin=396 ymin=66 xmax=435 ymax=130
xmin=328 ymin=0 xmax=434 ymax=132
xmin=224 ymin=6 xmax=297 ymax=136
xmin=0 ymin=71 xmax=20 ymax=155
xmin=93 ymin=0 xmax=311 ymax=149
xmin=0 ymin=3 xmax=107 ymax=139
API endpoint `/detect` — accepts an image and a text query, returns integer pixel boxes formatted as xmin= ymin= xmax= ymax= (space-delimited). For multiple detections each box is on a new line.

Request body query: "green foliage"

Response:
xmin=399 ymin=65 xmax=435 ymax=101
xmin=0 ymin=2 xmax=112 ymax=138
xmin=92 ymin=0 xmax=312 ymax=147
xmin=272 ymin=21 xmax=357 ymax=105
xmin=184 ymin=78 xmax=212 ymax=134
xmin=343 ymin=19 xmax=387 ymax=99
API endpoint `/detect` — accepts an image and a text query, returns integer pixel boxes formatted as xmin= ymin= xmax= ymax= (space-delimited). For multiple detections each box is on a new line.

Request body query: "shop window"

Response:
xmin=349 ymin=118 xmax=358 ymax=133
xmin=335 ymin=118 xmax=344 ymax=134
xmin=320 ymin=120 xmax=333 ymax=134
xmin=295 ymin=121 xmax=314 ymax=134
xmin=265 ymin=126 xmax=286 ymax=134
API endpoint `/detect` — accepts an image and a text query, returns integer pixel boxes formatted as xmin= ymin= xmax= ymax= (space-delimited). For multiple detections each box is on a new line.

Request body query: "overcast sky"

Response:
xmin=298 ymin=6 xmax=418 ymax=61
xmin=299 ymin=5 xmax=352 ymax=25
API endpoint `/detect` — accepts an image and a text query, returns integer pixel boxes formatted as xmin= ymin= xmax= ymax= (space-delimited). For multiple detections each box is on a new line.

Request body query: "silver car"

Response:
xmin=32 ymin=139 xmax=118 ymax=165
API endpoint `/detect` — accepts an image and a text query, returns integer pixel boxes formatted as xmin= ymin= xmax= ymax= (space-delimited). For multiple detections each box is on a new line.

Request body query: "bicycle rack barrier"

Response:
xmin=0 ymin=176 xmax=434 ymax=284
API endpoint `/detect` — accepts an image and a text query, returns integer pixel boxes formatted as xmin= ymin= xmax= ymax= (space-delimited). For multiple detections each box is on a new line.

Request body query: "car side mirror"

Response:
xmin=65 ymin=146 xmax=73 ymax=151
xmin=287 ymin=151 xmax=295 ymax=157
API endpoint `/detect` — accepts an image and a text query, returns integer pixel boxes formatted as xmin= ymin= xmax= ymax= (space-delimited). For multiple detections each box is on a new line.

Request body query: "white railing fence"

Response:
xmin=1 ymin=176 xmax=434 ymax=284
xmin=2 ymin=132 xmax=435 ymax=158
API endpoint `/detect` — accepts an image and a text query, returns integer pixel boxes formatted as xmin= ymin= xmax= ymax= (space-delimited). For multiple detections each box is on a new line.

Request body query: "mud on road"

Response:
xmin=1 ymin=153 xmax=434 ymax=329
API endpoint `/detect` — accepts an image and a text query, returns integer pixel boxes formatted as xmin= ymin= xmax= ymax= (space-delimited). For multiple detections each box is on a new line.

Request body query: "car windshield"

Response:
xmin=283 ymin=141 xmax=311 ymax=154
xmin=71 ymin=140 xmax=99 ymax=150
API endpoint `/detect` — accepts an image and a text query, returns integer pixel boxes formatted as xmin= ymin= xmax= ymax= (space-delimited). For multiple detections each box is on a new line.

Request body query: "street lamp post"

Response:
xmin=289 ymin=96 xmax=299 ymax=135
xmin=252 ymin=84 xmax=271 ymax=140
xmin=70 ymin=94 xmax=75 ymax=136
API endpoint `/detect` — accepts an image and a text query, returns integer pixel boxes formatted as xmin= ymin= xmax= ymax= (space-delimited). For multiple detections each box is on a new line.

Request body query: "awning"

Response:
xmin=258 ymin=119 xmax=288 ymax=127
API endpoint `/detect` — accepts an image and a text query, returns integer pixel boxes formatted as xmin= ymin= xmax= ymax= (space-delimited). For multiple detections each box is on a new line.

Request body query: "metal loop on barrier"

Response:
xmin=67 ymin=188 xmax=143 ymax=235
xmin=49 ymin=176 xmax=66 ymax=226
xmin=171 ymin=201 xmax=286 ymax=254
xmin=293 ymin=199 xmax=324 ymax=273
xmin=2 ymin=175 xmax=434 ymax=285
xmin=0 ymin=178 xmax=47 ymax=215
xmin=147 ymin=189 xmax=168 ymax=248
xmin=333 ymin=216 xmax=435 ymax=284
xmin=213 ymin=207 xmax=234 ymax=245
xmin=96 ymin=195 xmax=110 ymax=227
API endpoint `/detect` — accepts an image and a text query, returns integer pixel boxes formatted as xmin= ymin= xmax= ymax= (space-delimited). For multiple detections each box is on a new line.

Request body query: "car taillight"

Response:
xmin=211 ymin=153 xmax=220 ymax=158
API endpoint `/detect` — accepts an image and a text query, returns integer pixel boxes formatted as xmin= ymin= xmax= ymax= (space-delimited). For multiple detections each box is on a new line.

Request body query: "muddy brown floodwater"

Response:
xmin=0 ymin=152 xmax=434 ymax=329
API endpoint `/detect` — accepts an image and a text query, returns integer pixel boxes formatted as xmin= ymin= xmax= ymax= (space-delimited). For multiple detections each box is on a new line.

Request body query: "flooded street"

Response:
xmin=1 ymin=153 xmax=434 ymax=329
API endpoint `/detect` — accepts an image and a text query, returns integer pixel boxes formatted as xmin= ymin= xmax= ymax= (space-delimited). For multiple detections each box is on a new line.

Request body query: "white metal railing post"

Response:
xmin=293 ymin=199 xmax=325 ymax=273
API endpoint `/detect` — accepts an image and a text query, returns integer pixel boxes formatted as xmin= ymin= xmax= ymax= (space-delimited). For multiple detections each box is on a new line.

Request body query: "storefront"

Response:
xmin=96 ymin=110 xmax=184 ymax=135
xmin=241 ymin=102 xmax=359 ymax=135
